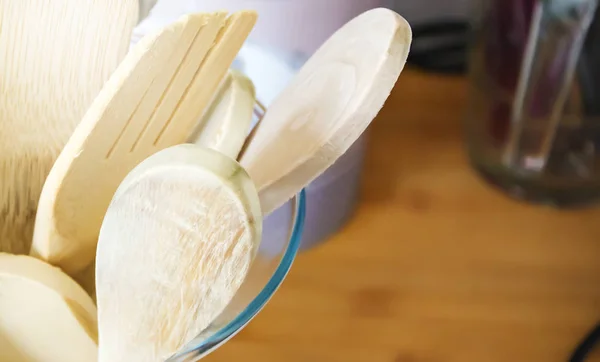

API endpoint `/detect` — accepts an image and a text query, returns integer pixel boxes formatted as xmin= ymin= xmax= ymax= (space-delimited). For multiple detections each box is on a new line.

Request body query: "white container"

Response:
xmin=136 ymin=0 xmax=385 ymax=55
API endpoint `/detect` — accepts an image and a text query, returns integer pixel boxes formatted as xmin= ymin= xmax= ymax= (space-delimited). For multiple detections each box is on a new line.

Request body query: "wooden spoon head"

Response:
xmin=96 ymin=144 xmax=261 ymax=362
xmin=239 ymin=8 xmax=412 ymax=215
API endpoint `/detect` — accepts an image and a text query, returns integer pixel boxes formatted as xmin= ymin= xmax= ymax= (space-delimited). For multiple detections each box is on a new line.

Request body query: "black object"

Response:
xmin=569 ymin=323 xmax=600 ymax=362
xmin=407 ymin=20 xmax=469 ymax=75
xmin=578 ymin=6 xmax=600 ymax=116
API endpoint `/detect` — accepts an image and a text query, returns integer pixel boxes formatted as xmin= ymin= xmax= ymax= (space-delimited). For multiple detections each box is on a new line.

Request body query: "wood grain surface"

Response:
xmin=204 ymin=70 xmax=600 ymax=362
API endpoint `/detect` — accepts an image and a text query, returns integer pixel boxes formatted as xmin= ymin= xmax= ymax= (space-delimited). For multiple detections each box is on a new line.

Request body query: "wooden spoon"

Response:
xmin=0 ymin=0 xmax=139 ymax=254
xmin=30 ymin=11 xmax=257 ymax=277
xmin=239 ymin=8 xmax=412 ymax=215
xmin=95 ymin=144 xmax=262 ymax=362
xmin=189 ymin=69 xmax=256 ymax=159
xmin=0 ymin=253 xmax=98 ymax=362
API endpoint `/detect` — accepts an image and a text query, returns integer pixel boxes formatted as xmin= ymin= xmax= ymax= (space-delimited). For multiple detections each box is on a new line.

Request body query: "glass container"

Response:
xmin=465 ymin=0 xmax=600 ymax=206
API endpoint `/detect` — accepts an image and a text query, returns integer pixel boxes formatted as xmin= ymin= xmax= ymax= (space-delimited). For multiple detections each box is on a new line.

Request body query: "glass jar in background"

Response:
xmin=465 ymin=0 xmax=600 ymax=206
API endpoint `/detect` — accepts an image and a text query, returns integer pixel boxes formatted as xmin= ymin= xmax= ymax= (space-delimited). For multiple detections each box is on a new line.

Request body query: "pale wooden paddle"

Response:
xmin=95 ymin=144 xmax=262 ymax=362
xmin=239 ymin=8 xmax=412 ymax=215
xmin=0 ymin=253 xmax=98 ymax=362
xmin=30 ymin=11 xmax=257 ymax=277
xmin=189 ymin=69 xmax=256 ymax=159
xmin=0 ymin=0 xmax=139 ymax=254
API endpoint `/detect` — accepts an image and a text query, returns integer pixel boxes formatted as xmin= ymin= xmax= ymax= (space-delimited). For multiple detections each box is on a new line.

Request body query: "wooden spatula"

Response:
xmin=30 ymin=11 xmax=257 ymax=277
xmin=0 ymin=0 xmax=139 ymax=255
xmin=95 ymin=144 xmax=262 ymax=362
xmin=239 ymin=8 xmax=412 ymax=215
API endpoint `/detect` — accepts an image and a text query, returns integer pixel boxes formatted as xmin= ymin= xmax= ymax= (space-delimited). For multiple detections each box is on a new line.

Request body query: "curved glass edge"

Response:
xmin=169 ymin=190 xmax=307 ymax=361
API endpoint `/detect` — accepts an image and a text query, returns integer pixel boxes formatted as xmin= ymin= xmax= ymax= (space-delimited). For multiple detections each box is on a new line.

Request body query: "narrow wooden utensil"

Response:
xmin=0 ymin=253 xmax=98 ymax=362
xmin=0 ymin=0 xmax=139 ymax=254
xmin=189 ymin=69 xmax=256 ymax=159
xmin=30 ymin=11 xmax=258 ymax=277
xmin=96 ymin=144 xmax=262 ymax=362
xmin=239 ymin=8 xmax=412 ymax=215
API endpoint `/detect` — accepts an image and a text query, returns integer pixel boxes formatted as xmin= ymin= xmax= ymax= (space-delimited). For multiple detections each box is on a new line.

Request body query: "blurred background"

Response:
xmin=138 ymin=1 xmax=599 ymax=361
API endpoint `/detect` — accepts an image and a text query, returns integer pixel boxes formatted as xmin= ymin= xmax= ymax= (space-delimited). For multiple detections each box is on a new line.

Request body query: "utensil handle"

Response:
xmin=502 ymin=0 xmax=598 ymax=171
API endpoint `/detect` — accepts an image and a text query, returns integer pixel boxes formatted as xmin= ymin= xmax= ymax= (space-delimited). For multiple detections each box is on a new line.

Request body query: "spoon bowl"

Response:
xmin=96 ymin=143 xmax=305 ymax=361
xmin=167 ymin=190 xmax=305 ymax=362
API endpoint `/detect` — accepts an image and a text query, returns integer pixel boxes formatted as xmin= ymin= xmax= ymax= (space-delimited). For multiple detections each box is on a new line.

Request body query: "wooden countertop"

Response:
xmin=205 ymin=70 xmax=600 ymax=362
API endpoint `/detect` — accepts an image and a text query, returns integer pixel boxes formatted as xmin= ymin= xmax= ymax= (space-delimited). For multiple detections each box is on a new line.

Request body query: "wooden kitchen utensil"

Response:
xmin=0 ymin=0 xmax=139 ymax=254
xmin=0 ymin=253 xmax=98 ymax=362
xmin=30 ymin=11 xmax=257 ymax=277
xmin=190 ymin=69 xmax=256 ymax=159
xmin=239 ymin=8 xmax=412 ymax=215
xmin=95 ymin=144 xmax=262 ymax=362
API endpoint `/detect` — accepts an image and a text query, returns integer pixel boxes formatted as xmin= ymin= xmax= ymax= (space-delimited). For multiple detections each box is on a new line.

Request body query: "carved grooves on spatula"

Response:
xmin=105 ymin=14 xmax=224 ymax=159
xmin=105 ymin=18 xmax=204 ymax=159
xmin=153 ymin=13 xmax=257 ymax=147
xmin=105 ymin=85 xmax=152 ymax=158
xmin=151 ymin=19 xmax=232 ymax=146
xmin=128 ymin=17 xmax=213 ymax=154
